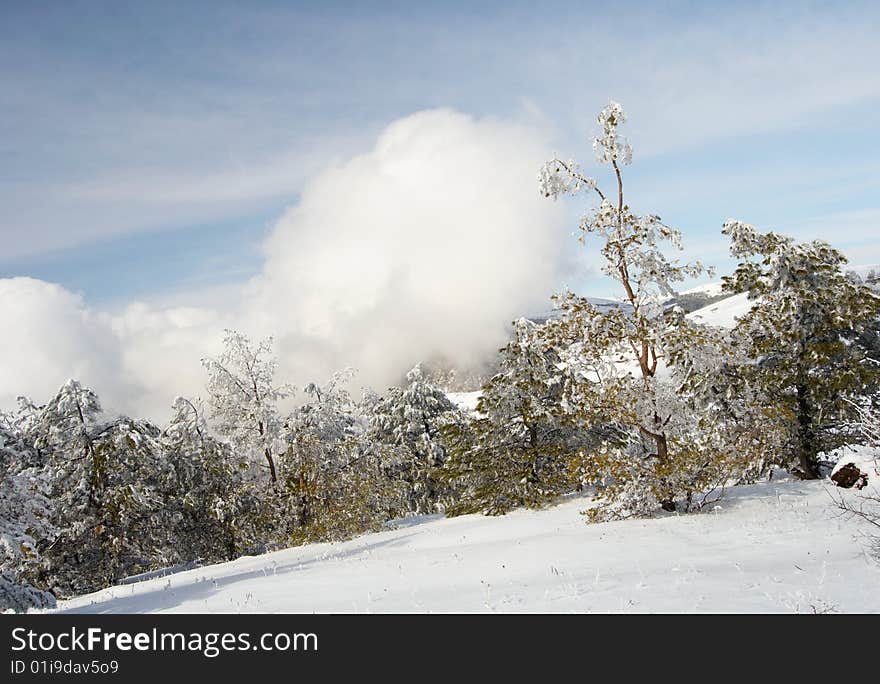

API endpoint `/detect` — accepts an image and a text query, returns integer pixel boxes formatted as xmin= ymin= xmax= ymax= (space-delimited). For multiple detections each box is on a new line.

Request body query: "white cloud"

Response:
xmin=0 ymin=278 xmax=234 ymax=420
xmin=244 ymin=109 xmax=568 ymax=389
xmin=0 ymin=278 xmax=128 ymax=411
xmin=105 ymin=301 xmax=232 ymax=420
xmin=0 ymin=110 xmax=569 ymax=420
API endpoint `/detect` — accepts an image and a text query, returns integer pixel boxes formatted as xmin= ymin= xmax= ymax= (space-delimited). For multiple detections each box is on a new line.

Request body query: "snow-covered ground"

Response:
xmin=687 ymin=291 xmax=752 ymax=327
xmin=679 ymin=281 xmax=726 ymax=298
xmin=51 ymin=475 xmax=880 ymax=613
xmin=446 ymin=390 xmax=482 ymax=414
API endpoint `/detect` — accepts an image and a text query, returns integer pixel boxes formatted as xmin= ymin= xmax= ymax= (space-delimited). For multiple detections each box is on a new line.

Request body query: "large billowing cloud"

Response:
xmin=0 ymin=110 xmax=569 ymax=420
xmin=244 ymin=109 xmax=568 ymax=390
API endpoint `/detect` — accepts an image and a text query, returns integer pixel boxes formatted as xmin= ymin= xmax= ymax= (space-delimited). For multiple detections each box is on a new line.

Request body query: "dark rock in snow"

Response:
xmin=830 ymin=463 xmax=868 ymax=489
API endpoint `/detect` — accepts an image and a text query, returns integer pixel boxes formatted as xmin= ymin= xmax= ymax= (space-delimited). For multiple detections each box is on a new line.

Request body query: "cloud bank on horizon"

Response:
xmin=0 ymin=110 xmax=568 ymax=420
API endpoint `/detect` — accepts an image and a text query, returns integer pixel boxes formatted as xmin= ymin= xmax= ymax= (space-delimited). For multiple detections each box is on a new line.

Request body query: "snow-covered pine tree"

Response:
xmin=440 ymin=319 xmax=584 ymax=515
xmin=160 ymin=396 xmax=266 ymax=562
xmin=0 ymin=419 xmax=55 ymax=612
xmin=0 ymin=572 xmax=56 ymax=614
xmin=25 ymin=380 xmax=176 ymax=596
xmin=539 ymin=101 xmax=718 ymax=517
xmin=660 ymin=312 xmax=789 ymax=497
xmin=279 ymin=370 xmax=398 ymax=544
xmin=722 ymin=220 xmax=880 ymax=478
xmin=26 ymin=379 xmax=102 ymax=474
xmin=202 ymin=330 xmax=291 ymax=484
xmin=368 ymin=364 xmax=462 ymax=514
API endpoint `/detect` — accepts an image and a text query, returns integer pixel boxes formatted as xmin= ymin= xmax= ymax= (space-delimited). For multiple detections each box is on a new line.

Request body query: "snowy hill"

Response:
xmin=687 ymin=291 xmax=752 ymax=328
xmin=51 ymin=476 xmax=879 ymax=613
xmin=527 ymin=296 xmax=631 ymax=325
xmin=446 ymin=390 xmax=482 ymax=414
xmin=847 ymin=264 xmax=880 ymax=282
xmin=679 ymin=281 xmax=727 ymax=298
xmin=527 ymin=282 xmax=753 ymax=332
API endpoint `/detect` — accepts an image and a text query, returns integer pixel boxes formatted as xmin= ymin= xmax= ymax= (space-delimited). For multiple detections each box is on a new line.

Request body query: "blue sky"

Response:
xmin=2 ymin=0 xmax=879 ymax=306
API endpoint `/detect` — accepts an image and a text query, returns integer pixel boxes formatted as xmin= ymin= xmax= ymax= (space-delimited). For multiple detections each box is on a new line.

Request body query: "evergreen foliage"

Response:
xmin=0 ymin=420 xmax=55 ymax=612
xmin=369 ymin=364 xmax=462 ymax=514
xmin=722 ymin=221 xmax=880 ymax=478
xmin=441 ymin=319 xmax=588 ymax=515
xmin=160 ymin=396 xmax=263 ymax=561
xmin=273 ymin=370 xmax=400 ymax=545
xmin=12 ymin=382 xmax=176 ymax=595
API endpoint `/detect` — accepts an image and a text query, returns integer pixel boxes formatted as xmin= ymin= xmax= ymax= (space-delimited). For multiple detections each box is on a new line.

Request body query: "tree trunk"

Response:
xmin=795 ymin=384 xmax=820 ymax=480
xmin=654 ymin=432 xmax=676 ymax=511
xmin=264 ymin=447 xmax=277 ymax=483
xmin=298 ymin=472 xmax=310 ymax=526
xmin=654 ymin=430 xmax=669 ymax=463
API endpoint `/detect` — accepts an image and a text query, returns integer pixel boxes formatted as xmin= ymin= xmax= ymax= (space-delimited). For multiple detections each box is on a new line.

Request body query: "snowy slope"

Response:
xmin=527 ymin=296 xmax=632 ymax=325
xmin=847 ymin=264 xmax=880 ymax=280
xmin=446 ymin=390 xmax=482 ymax=414
xmin=679 ymin=281 xmax=726 ymax=298
xmin=51 ymin=476 xmax=880 ymax=613
xmin=687 ymin=291 xmax=753 ymax=328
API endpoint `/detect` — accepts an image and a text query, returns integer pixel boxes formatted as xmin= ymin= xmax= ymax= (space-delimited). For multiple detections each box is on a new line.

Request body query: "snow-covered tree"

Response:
xmin=539 ymin=101 xmax=716 ymax=516
xmin=369 ymin=364 xmax=462 ymax=514
xmin=26 ymin=380 xmax=102 ymax=486
xmin=0 ymin=420 xmax=55 ymax=612
xmin=722 ymin=221 xmax=880 ymax=478
xmin=22 ymin=381 xmax=178 ymax=596
xmin=661 ymin=314 xmax=789 ymax=496
xmin=441 ymin=319 xmax=587 ymax=515
xmin=279 ymin=370 xmax=398 ymax=543
xmin=202 ymin=330 xmax=291 ymax=484
xmin=160 ymin=396 xmax=264 ymax=562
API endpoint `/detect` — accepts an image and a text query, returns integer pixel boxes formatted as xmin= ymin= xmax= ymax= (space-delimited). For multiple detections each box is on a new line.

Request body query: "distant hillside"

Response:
xmin=526 ymin=297 xmax=631 ymax=325
xmin=670 ymin=282 xmax=732 ymax=313
xmin=526 ymin=284 xmax=734 ymax=325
